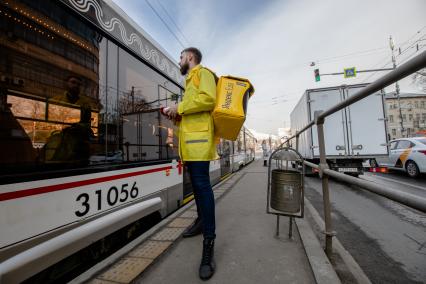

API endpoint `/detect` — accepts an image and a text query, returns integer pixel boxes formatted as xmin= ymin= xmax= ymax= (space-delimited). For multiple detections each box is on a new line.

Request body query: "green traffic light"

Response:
xmin=314 ymin=69 xmax=320 ymax=82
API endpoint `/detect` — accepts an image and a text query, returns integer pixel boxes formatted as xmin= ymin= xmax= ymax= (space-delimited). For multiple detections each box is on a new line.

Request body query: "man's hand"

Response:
xmin=166 ymin=104 xmax=178 ymax=119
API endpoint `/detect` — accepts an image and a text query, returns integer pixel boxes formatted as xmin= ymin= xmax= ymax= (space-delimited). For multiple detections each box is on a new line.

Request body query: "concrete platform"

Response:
xmin=132 ymin=159 xmax=337 ymax=284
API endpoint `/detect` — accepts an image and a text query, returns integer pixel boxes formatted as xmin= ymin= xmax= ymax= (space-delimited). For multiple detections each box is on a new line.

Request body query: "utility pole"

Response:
xmin=389 ymin=36 xmax=405 ymax=137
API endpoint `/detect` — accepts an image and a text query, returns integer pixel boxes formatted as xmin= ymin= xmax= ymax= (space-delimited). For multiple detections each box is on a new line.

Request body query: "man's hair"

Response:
xmin=182 ymin=47 xmax=202 ymax=64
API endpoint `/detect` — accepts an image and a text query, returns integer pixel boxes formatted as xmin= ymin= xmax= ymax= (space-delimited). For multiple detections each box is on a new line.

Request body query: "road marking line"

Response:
xmin=363 ymin=174 xmax=425 ymax=191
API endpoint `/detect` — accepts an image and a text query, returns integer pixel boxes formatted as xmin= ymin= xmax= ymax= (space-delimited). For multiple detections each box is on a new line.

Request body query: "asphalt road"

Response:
xmin=305 ymin=171 xmax=426 ymax=284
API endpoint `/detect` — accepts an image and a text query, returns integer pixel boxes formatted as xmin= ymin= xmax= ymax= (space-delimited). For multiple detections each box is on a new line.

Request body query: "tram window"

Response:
xmin=0 ymin=0 xmax=181 ymax=176
xmin=237 ymin=132 xmax=243 ymax=152
xmin=114 ymin=47 xmax=180 ymax=162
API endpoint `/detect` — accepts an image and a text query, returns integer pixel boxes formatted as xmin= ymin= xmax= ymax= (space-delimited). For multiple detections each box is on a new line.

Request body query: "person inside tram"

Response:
xmin=43 ymin=75 xmax=98 ymax=165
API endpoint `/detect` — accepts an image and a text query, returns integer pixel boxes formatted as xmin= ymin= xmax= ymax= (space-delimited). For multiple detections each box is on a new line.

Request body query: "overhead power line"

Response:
xmin=397 ymin=25 xmax=426 ymax=50
xmin=360 ymin=28 xmax=426 ymax=83
xmin=144 ymin=0 xmax=185 ymax=48
xmin=156 ymin=0 xmax=191 ymax=46
xmin=315 ymin=46 xmax=388 ymax=65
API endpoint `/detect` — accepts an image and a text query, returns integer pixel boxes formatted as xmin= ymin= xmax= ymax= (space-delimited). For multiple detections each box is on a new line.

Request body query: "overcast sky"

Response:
xmin=111 ymin=0 xmax=426 ymax=135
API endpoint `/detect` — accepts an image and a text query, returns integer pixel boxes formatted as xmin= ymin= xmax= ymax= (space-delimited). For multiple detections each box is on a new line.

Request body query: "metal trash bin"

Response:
xmin=267 ymin=147 xmax=304 ymax=237
xmin=270 ymin=169 xmax=302 ymax=213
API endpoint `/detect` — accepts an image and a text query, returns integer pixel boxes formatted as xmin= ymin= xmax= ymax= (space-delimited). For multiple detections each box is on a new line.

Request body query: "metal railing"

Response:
xmin=282 ymin=50 xmax=426 ymax=257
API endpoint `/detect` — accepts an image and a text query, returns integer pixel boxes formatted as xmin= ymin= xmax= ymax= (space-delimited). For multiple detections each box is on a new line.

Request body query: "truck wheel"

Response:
xmin=406 ymin=160 xmax=419 ymax=178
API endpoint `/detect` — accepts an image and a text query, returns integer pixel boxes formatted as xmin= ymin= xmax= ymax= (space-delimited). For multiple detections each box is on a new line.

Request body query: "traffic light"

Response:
xmin=314 ymin=69 xmax=320 ymax=82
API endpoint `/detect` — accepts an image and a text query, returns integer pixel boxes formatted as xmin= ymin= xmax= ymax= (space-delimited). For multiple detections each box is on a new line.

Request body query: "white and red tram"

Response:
xmin=0 ymin=0 xmax=254 ymax=282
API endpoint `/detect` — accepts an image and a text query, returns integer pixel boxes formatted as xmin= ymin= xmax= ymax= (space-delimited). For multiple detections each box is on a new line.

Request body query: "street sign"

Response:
xmin=344 ymin=67 xmax=357 ymax=78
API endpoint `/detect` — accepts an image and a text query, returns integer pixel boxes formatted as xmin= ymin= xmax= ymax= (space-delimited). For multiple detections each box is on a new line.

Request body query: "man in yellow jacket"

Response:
xmin=166 ymin=47 xmax=217 ymax=280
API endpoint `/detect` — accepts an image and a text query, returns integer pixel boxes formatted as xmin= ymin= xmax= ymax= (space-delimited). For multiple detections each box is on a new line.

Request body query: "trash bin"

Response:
xmin=270 ymin=168 xmax=302 ymax=213
xmin=266 ymin=147 xmax=304 ymax=237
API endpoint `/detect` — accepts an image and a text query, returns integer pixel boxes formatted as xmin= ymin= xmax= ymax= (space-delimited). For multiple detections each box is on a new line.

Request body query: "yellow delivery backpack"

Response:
xmin=194 ymin=68 xmax=255 ymax=141
xmin=213 ymin=75 xmax=254 ymax=140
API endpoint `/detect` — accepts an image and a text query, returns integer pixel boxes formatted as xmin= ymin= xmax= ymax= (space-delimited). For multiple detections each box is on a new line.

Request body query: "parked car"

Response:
xmin=379 ymin=137 xmax=426 ymax=177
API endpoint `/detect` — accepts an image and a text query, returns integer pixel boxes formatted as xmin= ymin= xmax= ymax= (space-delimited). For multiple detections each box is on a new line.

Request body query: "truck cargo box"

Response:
xmin=290 ymin=84 xmax=389 ymax=173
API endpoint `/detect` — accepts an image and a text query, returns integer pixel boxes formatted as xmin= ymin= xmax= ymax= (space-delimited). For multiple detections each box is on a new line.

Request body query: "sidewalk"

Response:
xmin=133 ymin=159 xmax=336 ymax=283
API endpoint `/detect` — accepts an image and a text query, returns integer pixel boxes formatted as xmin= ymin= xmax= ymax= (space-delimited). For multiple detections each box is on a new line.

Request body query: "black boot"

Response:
xmin=182 ymin=218 xmax=202 ymax=238
xmin=199 ymin=238 xmax=215 ymax=280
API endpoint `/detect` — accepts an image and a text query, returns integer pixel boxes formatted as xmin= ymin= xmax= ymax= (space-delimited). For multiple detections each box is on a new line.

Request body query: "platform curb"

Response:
xmin=295 ymin=217 xmax=341 ymax=284
xmin=302 ymin=198 xmax=372 ymax=284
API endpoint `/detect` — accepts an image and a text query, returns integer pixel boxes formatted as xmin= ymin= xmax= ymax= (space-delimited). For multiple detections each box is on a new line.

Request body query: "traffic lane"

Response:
xmin=304 ymin=176 xmax=426 ymax=283
xmin=362 ymin=171 xmax=426 ymax=199
xmin=369 ymin=168 xmax=426 ymax=186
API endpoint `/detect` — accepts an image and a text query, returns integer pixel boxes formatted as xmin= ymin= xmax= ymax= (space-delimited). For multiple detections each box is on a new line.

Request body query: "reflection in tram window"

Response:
xmin=0 ymin=0 xmax=182 ymax=175
xmin=0 ymin=0 xmax=100 ymax=170
xmin=112 ymin=47 xmax=180 ymax=162
xmin=7 ymin=95 xmax=46 ymax=120
xmin=48 ymin=104 xmax=81 ymax=124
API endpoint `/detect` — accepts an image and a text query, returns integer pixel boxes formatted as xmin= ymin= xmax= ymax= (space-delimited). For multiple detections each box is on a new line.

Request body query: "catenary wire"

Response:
xmin=156 ymin=0 xmax=191 ymax=46
xmin=144 ymin=0 xmax=186 ymax=49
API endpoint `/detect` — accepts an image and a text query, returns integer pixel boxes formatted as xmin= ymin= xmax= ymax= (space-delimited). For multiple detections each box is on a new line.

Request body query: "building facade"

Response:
xmin=385 ymin=92 xmax=426 ymax=140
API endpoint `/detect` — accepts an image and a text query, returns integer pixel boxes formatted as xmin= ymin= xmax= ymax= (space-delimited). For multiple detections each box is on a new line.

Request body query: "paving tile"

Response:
xmin=218 ymin=185 xmax=232 ymax=190
xmin=179 ymin=210 xmax=198 ymax=218
xmin=150 ymin=227 xmax=185 ymax=241
xmin=87 ymin=279 xmax=118 ymax=284
xmin=97 ymin=257 xmax=152 ymax=284
xmin=188 ymin=205 xmax=198 ymax=211
xmin=129 ymin=240 xmax=172 ymax=259
xmin=167 ymin=217 xmax=195 ymax=228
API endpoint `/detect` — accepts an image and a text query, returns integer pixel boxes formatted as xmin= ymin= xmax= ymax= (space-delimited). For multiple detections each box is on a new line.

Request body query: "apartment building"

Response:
xmin=385 ymin=92 xmax=426 ymax=139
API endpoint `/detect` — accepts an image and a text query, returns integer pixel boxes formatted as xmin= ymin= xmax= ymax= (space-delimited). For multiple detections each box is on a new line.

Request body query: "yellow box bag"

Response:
xmin=194 ymin=68 xmax=255 ymax=141
xmin=213 ymin=76 xmax=254 ymax=141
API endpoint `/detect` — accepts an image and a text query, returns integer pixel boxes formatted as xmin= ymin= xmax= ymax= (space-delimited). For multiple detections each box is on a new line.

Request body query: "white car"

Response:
xmin=380 ymin=137 xmax=426 ymax=177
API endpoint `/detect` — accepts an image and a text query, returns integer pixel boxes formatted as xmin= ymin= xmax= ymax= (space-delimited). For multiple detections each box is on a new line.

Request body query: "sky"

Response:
xmin=111 ymin=0 xmax=426 ymax=135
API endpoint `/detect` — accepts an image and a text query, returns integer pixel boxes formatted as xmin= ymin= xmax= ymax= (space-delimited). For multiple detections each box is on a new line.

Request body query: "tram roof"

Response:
xmin=62 ymin=0 xmax=184 ymax=87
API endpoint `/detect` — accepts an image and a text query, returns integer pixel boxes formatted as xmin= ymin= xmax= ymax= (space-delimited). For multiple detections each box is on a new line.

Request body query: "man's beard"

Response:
xmin=180 ymin=62 xmax=189 ymax=75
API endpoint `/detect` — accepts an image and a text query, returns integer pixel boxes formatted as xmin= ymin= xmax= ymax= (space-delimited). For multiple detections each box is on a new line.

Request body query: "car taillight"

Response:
xmin=369 ymin=167 xmax=388 ymax=173
xmin=419 ymin=150 xmax=426 ymax=155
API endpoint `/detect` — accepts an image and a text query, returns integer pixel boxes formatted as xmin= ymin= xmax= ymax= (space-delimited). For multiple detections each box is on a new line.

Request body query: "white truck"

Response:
xmin=290 ymin=84 xmax=389 ymax=176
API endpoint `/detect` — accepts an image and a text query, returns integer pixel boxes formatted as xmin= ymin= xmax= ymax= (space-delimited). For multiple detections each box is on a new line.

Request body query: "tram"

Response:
xmin=0 ymin=0 xmax=255 ymax=281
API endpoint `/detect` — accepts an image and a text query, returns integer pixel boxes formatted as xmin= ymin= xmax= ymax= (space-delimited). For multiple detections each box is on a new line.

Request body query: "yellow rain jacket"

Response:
xmin=177 ymin=65 xmax=218 ymax=161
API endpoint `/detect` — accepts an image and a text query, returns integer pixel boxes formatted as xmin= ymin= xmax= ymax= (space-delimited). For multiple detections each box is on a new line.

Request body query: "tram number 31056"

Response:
xmin=75 ymin=182 xmax=139 ymax=217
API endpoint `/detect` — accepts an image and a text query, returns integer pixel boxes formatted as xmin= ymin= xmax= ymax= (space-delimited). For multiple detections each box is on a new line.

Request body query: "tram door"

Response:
xmin=182 ymin=166 xmax=193 ymax=201
xmin=220 ymin=140 xmax=232 ymax=176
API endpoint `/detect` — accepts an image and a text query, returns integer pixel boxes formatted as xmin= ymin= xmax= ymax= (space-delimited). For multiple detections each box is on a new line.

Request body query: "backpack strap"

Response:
xmin=193 ymin=67 xmax=219 ymax=89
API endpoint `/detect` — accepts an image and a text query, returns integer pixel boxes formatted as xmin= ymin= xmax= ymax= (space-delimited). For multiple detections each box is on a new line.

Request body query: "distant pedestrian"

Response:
xmin=165 ymin=47 xmax=218 ymax=280
xmin=262 ymin=140 xmax=270 ymax=166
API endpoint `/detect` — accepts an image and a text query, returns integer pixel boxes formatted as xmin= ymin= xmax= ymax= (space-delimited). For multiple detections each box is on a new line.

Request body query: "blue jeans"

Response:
xmin=186 ymin=161 xmax=216 ymax=239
